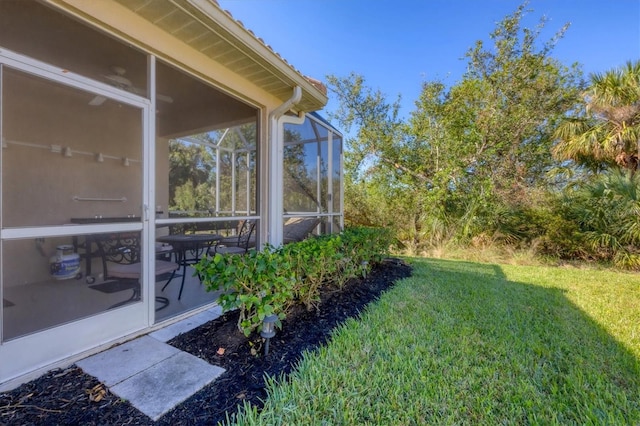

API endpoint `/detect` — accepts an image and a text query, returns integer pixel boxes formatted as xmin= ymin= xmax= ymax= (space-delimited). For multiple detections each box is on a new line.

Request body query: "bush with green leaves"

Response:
xmin=276 ymin=227 xmax=393 ymax=311
xmin=338 ymin=226 xmax=392 ymax=279
xmin=497 ymin=170 xmax=640 ymax=269
xmin=196 ymin=226 xmax=393 ymax=336
xmin=489 ymin=195 xmax=587 ymax=260
xmin=564 ymin=170 xmax=640 ymax=269
xmin=278 ymin=235 xmax=342 ymax=310
xmin=195 ymin=246 xmax=295 ymax=336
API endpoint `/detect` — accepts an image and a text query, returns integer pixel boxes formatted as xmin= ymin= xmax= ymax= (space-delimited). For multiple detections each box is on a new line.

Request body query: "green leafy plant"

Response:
xmin=280 ymin=235 xmax=344 ymax=310
xmin=195 ymin=246 xmax=294 ymax=336
xmin=338 ymin=227 xmax=392 ymax=281
xmin=196 ymin=226 xmax=392 ymax=336
xmin=565 ymin=170 xmax=640 ymax=269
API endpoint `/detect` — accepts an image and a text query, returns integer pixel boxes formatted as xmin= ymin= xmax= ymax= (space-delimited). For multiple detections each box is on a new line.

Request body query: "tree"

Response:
xmin=328 ymin=2 xmax=583 ymax=251
xmin=326 ymin=73 xmax=434 ymax=253
xmin=168 ymin=124 xmax=257 ymax=214
xmin=553 ymin=60 xmax=640 ymax=175
xmin=441 ymin=2 xmax=582 ymax=204
xmin=169 ymin=138 xmax=215 ymax=211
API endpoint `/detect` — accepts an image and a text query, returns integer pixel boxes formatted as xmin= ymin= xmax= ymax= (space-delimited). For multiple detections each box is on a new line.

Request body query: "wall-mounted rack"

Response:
xmin=1 ymin=138 xmax=140 ymax=166
xmin=72 ymin=196 xmax=127 ymax=202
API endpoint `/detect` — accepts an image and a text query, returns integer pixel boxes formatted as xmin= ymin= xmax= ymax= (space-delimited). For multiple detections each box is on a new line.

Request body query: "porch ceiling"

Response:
xmin=113 ymin=0 xmax=327 ymax=113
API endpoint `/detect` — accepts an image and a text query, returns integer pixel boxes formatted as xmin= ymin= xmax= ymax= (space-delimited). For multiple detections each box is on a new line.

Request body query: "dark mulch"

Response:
xmin=0 ymin=259 xmax=412 ymax=425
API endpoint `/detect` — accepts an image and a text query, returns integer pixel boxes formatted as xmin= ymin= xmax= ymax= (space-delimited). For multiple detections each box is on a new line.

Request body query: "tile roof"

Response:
xmin=216 ymin=3 xmax=327 ymax=97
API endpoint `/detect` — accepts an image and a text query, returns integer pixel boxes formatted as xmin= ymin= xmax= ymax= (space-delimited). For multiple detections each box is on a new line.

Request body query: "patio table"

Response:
xmin=157 ymin=233 xmax=221 ymax=299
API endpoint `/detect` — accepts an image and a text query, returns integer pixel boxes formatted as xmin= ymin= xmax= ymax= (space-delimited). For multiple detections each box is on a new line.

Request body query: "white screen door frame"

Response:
xmin=0 ymin=48 xmax=154 ymax=384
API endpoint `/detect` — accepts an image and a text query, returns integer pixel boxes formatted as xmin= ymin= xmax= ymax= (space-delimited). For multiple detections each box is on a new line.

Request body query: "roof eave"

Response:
xmin=180 ymin=0 xmax=327 ymax=112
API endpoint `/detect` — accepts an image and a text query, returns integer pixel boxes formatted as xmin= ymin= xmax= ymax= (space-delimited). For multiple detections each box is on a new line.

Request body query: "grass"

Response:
xmin=230 ymin=258 xmax=640 ymax=425
xmin=424 ymin=242 xmax=563 ymax=267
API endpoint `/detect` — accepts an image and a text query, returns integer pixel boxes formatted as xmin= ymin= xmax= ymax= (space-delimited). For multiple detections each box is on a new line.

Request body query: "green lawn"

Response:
xmin=231 ymin=258 xmax=640 ymax=425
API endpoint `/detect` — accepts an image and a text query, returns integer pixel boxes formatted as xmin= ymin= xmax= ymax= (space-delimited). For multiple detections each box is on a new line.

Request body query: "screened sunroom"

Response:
xmin=168 ymin=111 xmax=343 ymax=236
xmin=283 ymin=112 xmax=343 ymax=238
xmin=0 ymin=0 xmax=341 ymax=388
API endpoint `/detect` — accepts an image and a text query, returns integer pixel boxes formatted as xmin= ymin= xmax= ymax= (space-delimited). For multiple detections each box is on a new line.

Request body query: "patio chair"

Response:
xmin=95 ymin=233 xmax=179 ymax=310
xmin=211 ymin=220 xmax=256 ymax=255
xmin=283 ymin=217 xmax=320 ymax=244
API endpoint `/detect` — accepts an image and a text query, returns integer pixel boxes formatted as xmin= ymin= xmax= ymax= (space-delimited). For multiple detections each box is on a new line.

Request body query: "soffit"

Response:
xmin=112 ymin=0 xmax=327 ymax=113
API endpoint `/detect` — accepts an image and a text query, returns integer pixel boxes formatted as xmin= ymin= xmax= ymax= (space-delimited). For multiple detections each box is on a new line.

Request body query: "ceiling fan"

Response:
xmin=89 ymin=66 xmax=174 ymax=106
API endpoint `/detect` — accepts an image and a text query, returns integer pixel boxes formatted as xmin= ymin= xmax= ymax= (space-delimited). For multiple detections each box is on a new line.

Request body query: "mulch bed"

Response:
xmin=0 ymin=259 xmax=412 ymax=425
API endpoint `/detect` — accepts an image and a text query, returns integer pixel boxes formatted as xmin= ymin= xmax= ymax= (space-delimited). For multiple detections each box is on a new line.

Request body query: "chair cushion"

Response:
xmin=215 ymin=246 xmax=248 ymax=255
xmin=283 ymin=217 xmax=320 ymax=243
xmin=155 ymin=260 xmax=180 ymax=275
xmin=217 ymin=236 xmax=240 ymax=246
xmin=107 ymin=262 xmax=141 ymax=279
xmin=107 ymin=260 xmax=178 ymax=279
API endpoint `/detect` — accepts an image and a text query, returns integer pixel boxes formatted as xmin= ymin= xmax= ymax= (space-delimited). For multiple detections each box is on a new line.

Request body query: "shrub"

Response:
xmin=196 ymin=226 xmax=393 ymax=336
xmin=561 ymin=170 xmax=640 ymax=269
xmin=278 ymin=226 xmax=392 ymax=310
xmin=195 ymin=246 xmax=295 ymax=336
xmin=491 ymin=199 xmax=587 ymax=260
xmin=279 ymin=236 xmax=342 ymax=310
xmin=339 ymin=226 xmax=392 ymax=271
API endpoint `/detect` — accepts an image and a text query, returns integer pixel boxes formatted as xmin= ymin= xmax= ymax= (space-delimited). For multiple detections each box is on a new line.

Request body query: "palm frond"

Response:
xmin=557 ymin=60 xmax=640 ymax=171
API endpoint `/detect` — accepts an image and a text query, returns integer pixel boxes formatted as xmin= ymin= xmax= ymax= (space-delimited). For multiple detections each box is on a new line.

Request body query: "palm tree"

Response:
xmin=553 ymin=60 xmax=640 ymax=175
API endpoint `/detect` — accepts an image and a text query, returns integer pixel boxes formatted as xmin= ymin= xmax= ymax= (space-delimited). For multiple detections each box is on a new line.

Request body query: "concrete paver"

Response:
xmin=110 ymin=351 xmax=224 ymax=421
xmin=76 ymin=336 xmax=180 ymax=387
xmin=76 ymin=306 xmax=225 ymax=421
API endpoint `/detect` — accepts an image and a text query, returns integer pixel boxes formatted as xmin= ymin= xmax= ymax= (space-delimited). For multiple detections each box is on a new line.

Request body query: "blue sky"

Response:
xmin=219 ymin=0 xmax=640 ymax=119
